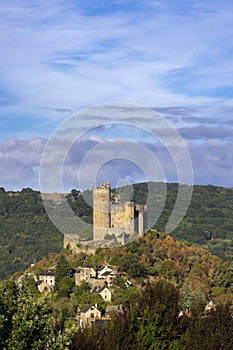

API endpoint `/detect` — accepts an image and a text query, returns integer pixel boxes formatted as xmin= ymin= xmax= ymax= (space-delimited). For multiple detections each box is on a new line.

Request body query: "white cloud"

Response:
xmin=0 ymin=0 xmax=233 ymax=121
xmin=2 ymin=127 xmax=233 ymax=191
xmin=0 ymin=138 xmax=46 ymax=189
xmin=1 ymin=1 xmax=233 ymax=188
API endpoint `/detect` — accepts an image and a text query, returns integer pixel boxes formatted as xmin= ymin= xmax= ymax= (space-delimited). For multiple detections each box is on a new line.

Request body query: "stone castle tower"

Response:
xmin=93 ymin=181 xmax=111 ymax=240
xmin=93 ymin=181 xmax=146 ymax=241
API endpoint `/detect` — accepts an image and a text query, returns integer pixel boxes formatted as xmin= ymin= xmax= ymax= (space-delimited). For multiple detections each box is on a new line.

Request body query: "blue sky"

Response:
xmin=1 ymin=0 xmax=233 ymax=190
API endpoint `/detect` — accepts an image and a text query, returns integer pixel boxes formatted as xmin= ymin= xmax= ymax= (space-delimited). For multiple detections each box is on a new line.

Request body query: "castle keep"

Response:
xmin=93 ymin=181 xmax=146 ymax=241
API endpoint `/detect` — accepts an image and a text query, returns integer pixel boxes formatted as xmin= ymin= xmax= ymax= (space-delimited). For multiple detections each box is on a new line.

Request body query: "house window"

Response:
xmin=91 ymin=313 xmax=94 ymax=318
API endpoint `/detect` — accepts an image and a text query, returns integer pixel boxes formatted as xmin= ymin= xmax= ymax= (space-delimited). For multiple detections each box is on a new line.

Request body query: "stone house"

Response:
xmin=91 ymin=286 xmax=112 ymax=301
xmin=76 ymin=304 xmax=102 ymax=327
xmin=74 ymin=267 xmax=96 ymax=286
xmin=37 ymin=270 xmax=55 ymax=289
xmin=97 ymin=266 xmax=117 ymax=287
xmin=74 ymin=265 xmax=117 ymax=289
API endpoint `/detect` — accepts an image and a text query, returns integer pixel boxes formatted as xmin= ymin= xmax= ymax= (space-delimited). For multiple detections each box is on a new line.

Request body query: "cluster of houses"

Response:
xmin=19 ymin=265 xmax=218 ymax=327
xmin=74 ymin=265 xmax=118 ymax=302
xmin=28 ymin=265 xmax=127 ymax=326
xmin=27 ymin=265 xmax=119 ymax=302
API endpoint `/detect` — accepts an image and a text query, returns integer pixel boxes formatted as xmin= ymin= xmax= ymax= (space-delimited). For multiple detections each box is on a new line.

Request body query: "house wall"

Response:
xmin=78 ymin=306 xmax=101 ymax=327
xmin=74 ymin=267 xmax=96 ymax=286
xmin=100 ymin=288 xmax=112 ymax=301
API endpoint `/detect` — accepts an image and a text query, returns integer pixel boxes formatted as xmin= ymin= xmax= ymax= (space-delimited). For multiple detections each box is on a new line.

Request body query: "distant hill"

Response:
xmin=131 ymin=182 xmax=233 ymax=262
xmin=0 ymin=188 xmax=63 ymax=279
xmin=1 ymin=182 xmax=233 ymax=279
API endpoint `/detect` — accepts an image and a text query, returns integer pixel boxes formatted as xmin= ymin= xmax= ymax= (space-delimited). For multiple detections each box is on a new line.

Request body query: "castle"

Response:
xmin=93 ymin=181 xmax=147 ymax=241
xmin=64 ymin=181 xmax=147 ymax=251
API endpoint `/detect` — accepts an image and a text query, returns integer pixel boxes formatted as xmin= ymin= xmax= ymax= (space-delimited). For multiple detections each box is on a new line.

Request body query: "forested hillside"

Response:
xmin=1 ymin=182 xmax=233 ymax=279
xmin=0 ymin=188 xmax=63 ymax=279
xmin=131 ymin=183 xmax=233 ymax=261
xmin=1 ymin=232 xmax=233 ymax=349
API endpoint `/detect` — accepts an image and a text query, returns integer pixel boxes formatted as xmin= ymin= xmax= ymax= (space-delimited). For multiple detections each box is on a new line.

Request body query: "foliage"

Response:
xmin=180 ymin=283 xmax=207 ymax=314
xmin=55 ymin=254 xmax=74 ymax=289
xmin=2 ymin=182 xmax=233 ymax=279
xmin=71 ymin=279 xmax=233 ymax=350
xmin=0 ymin=188 xmax=62 ymax=280
xmin=0 ymin=277 xmax=77 ymax=349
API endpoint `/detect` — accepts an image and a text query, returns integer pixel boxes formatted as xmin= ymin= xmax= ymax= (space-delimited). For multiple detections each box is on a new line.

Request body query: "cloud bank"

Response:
xmin=1 ymin=123 xmax=233 ymax=191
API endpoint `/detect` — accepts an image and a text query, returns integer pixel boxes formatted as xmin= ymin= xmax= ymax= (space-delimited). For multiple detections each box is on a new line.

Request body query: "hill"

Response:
xmin=0 ymin=188 xmax=63 ymax=279
xmin=1 ymin=231 xmax=233 ymax=349
xmin=131 ymin=182 xmax=233 ymax=261
xmin=1 ymin=182 xmax=233 ymax=279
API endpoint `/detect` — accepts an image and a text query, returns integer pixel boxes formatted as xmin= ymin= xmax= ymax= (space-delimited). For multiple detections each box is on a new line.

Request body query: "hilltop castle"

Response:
xmin=93 ymin=181 xmax=147 ymax=241
xmin=64 ymin=181 xmax=147 ymax=251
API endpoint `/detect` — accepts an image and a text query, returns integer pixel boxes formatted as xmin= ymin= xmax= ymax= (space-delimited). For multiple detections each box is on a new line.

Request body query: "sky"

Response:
xmin=1 ymin=0 xmax=233 ymax=191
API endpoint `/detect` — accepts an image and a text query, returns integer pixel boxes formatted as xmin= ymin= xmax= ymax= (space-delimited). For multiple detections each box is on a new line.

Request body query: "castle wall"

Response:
xmin=64 ymin=234 xmax=95 ymax=254
xmin=110 ymin=202 xmax=134 ymax=230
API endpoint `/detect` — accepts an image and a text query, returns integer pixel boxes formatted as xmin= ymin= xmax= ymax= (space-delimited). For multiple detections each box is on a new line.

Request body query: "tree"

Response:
xmin=55 ymin=255 xmax=73 ymax=289
xmin=181 ymin=304 xmax=233 ymax=350
xmin=138 ymin=280 xmax=180 ymax=347
xmin=120 ymin=254 xmax=148 ymax=278
xmin=57 ymin=276 xmax=75 ymax=298
xmin=0 ymin=279 xmax=18 ymax=347
xmin=5 ymin=280 xmax=77 ymax=349
xmin=180 ymin=283 xmax=207 ymax=314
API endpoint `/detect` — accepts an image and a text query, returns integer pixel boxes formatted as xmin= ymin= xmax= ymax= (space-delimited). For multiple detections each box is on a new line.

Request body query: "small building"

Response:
xmin=74 ymin=267 xmax=96 ymax=286
xmin=37 ymin=270 xmax=55 ymax=289
xmin=76 ymin=305 xmax=102 ymax=327
xmin=97 ymin=266 xmax=117 ymax=287
xmin=91 ymin=286 xmax=112 ymax=301
xmin=98 ymin=266 xmax=113 ymax=277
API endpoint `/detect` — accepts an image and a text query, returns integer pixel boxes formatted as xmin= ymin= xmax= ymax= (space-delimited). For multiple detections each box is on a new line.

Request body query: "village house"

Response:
xmin=76 ymin=304 xmax=102 ymax=327
xmin=91 ymin=286 xmax=112 ymax=301
xmin=36 ymin=270 xmax=55 ymax=293
xmin=98 ymin=266 xmax=113 ymax=277
xmin=38 ymin=270 xmax=55 ymax=288
xmin=97 ymin=266 xmax=117 ymax=287
xmin=74 ymin=267 xmax=96 ymax=286
xmin=74 ymin=265 xmax=117 ymax=289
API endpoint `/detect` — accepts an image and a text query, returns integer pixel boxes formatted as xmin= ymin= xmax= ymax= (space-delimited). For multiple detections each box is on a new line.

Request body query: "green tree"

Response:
xmin=57 ymin=276 xmax=75 ymax=298
xmin=55 ymin=255 xmax=73 ymax=289
xmin=0 ymin=279 xmax=18 ymax=347
xmin=7 ymin=290 xmax=76 ymax=349
xmin=120 ymin=254 xmax=148 ymax=278
xmin=180 ymin=283 xmax=207 ymax=314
